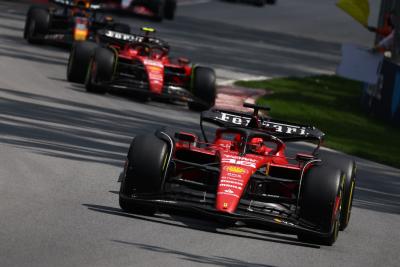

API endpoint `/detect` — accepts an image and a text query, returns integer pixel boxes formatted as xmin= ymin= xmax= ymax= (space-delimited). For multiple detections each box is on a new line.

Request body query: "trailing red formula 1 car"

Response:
xmin=100 ymin=0 xmax=176 ymax=21
xmin=118 ymin=103 xmax=356 ymax=245
xmin=67 ymin=27 xmax=216 ymax=110
xmin=24 ymin=0 xmax=131 ymax=45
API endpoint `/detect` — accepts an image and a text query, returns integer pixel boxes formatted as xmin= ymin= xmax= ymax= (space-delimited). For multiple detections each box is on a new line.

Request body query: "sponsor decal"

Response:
xmin=224 ymin=189 xmax=234 ymax=194
xmin=222 ymin=155 xmax=257 ymax=168
xmin=224 ymin=166 xmax=247 ymax=174
xmin=224 ymin=154 xmax=257 ymax=162
xmin=220 ymin=183 xmax=242 ymax=190
xmin=216 ymin=112 xmax=307 ymax=136
xmin=226 ymin=173 xmax=242 ymax=178
xmin=105 ymin=30 xmax=143 ymax=42
xmin=220 ymin=180 xmax=243 ymax=186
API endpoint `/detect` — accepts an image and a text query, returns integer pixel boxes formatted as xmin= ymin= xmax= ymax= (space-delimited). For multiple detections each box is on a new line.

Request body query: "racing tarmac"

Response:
xmin=0 ymin=1 xmax=399 ymax=266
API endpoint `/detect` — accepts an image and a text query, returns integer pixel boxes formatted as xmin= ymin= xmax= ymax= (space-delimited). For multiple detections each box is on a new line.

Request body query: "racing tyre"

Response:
xmin=119 ymin=134 xmax=169 ymax=215
xmin=164 ymin=0 xmax=176 ymax=20
xmin=25 ymin=7 xmax=50 ymax=44
xmin=67 ymin=41 xmax=98 ymax=83
xmin=321 ymin=154 xmax=356 ymax=231
xmin=85 ymin=47 xmax=115 ymax=94
xmin=297 ymin=164 xmax=344 ymax=246
xmin=188 ymin=66 xmax=216 ymax=111
xmin=266 ymin=0 xmax=277 ymax=4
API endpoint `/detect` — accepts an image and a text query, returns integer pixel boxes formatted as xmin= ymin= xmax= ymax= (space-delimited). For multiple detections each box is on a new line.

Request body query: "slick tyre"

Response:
xmin=119 ymin=134 xmax=169 ymax=215
xmin=298 ymin=165 xmax=344 ymax=246
xmin=67 ymin=41 xmax=98 ymax=83
xmin=85 ymin=47 xmax=115 ymax=94
xmin=164 ymin=0 xmax=176 ymax=20
xmin=188 ymin=66 xmax=216 ymax=111
xmin=25 ymin=7 xmax=49 ymax=44
xmin=321 ymin=154 xmax=356 ymax=230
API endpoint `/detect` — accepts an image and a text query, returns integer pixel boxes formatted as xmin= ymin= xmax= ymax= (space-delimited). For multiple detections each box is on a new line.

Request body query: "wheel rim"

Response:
xmin=345 ymin=180 xmax=355 ymax=225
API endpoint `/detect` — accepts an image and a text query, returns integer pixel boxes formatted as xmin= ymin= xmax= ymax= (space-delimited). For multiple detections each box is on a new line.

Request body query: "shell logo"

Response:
xmin=225 ymin=166 xmax=247 ymax=174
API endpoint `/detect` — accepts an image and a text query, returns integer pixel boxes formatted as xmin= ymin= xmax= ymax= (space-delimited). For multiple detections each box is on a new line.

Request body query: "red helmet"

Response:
xmin=248 ymin=137 xmax=268 ymax=155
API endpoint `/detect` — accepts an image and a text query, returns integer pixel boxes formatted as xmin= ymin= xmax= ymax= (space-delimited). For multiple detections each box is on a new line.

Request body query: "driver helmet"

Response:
xmin=248 ymin=137 xmax=266 ymax=154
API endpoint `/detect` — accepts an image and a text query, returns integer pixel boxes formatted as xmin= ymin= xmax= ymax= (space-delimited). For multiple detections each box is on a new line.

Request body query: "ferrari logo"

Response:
xmin=223 ymin=203 xmax=228 ymax=209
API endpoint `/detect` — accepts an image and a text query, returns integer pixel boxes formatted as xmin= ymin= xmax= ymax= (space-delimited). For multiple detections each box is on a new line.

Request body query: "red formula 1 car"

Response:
xmin=118 ymin=103 xmax=356 ymax=245
xmin=100 ymin=0 xmax=177 ymax=21
xmin=67 ymin=27 xmax=216 ymax=110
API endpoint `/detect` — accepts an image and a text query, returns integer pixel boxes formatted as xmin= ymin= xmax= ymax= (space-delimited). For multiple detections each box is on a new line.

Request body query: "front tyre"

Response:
xmin=85 ymin=47 xmax=115 ymax=94
xmin=188 ymin=66 xmax=216 ymax=111
xmin=297 ymin=164 xmax=344 ymax=246
xmin=321 ymin=154 xmax=356 ymax=230
xmin=119 ymin=134 xmax=170 ymax=215
xmin=67 ymin=41 xmax=98 ymax=83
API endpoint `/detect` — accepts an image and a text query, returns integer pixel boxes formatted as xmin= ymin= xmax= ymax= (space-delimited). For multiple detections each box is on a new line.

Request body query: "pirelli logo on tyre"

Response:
xmin=224 ymin=166 xmax=247 ymax=174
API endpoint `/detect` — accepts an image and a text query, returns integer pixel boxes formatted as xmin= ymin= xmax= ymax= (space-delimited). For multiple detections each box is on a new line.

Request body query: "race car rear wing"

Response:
xmin=98 ymin=30 xmax=170 ymax=50
xmin=200 ymin=105 xmax=325 ymax=144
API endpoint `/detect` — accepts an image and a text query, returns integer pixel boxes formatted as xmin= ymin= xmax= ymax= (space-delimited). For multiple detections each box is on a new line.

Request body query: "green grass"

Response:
xmin=235 ymin=75 xmax=400 ymax=168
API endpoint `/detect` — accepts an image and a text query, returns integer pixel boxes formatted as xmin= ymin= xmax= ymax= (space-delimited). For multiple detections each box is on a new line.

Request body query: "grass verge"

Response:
xmin=235 ymin=75 xmax=400 ymax=168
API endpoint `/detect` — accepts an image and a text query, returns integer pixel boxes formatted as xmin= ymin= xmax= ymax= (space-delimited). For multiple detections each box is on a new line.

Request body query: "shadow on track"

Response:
xmin=111 ymin=240 xmax=278 ymax=267
xmin=0 ymin=87 xmax=198 ymax=167
xmin=83 ymin=203 xmax=320 ymax=249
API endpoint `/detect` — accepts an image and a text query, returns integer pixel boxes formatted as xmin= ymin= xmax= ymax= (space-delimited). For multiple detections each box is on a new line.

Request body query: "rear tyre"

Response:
xmin=188 ymin=66 xmax=216 ymax=111
xmin=164 ymin=0 xmax=176 ymax=20
xmin=25 ymin=7 xmax=50 ymax=44
xmin=67 ymin=41 xmax=98 ymax=83
xmin=321 ymin=154 xmax=356 ymax=230
xmin=85 ymin=47 xmax=115 ymax=94
xmin=119 ymin=134 xmax=169 ymax=215
xmin=297 ymin=164 xmax=344 ymax=246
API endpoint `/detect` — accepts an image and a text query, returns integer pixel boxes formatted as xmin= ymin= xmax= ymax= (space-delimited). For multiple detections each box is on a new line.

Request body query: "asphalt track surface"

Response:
xmin=0 ymin=1 xmax=399 ymax=266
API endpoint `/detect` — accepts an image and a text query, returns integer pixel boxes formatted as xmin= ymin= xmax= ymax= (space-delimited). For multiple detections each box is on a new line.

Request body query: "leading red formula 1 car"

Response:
xmin=118 ymin=103 xmax=356 ymax=245
xmin=68 ymin=27 xmax=216 ymax=110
